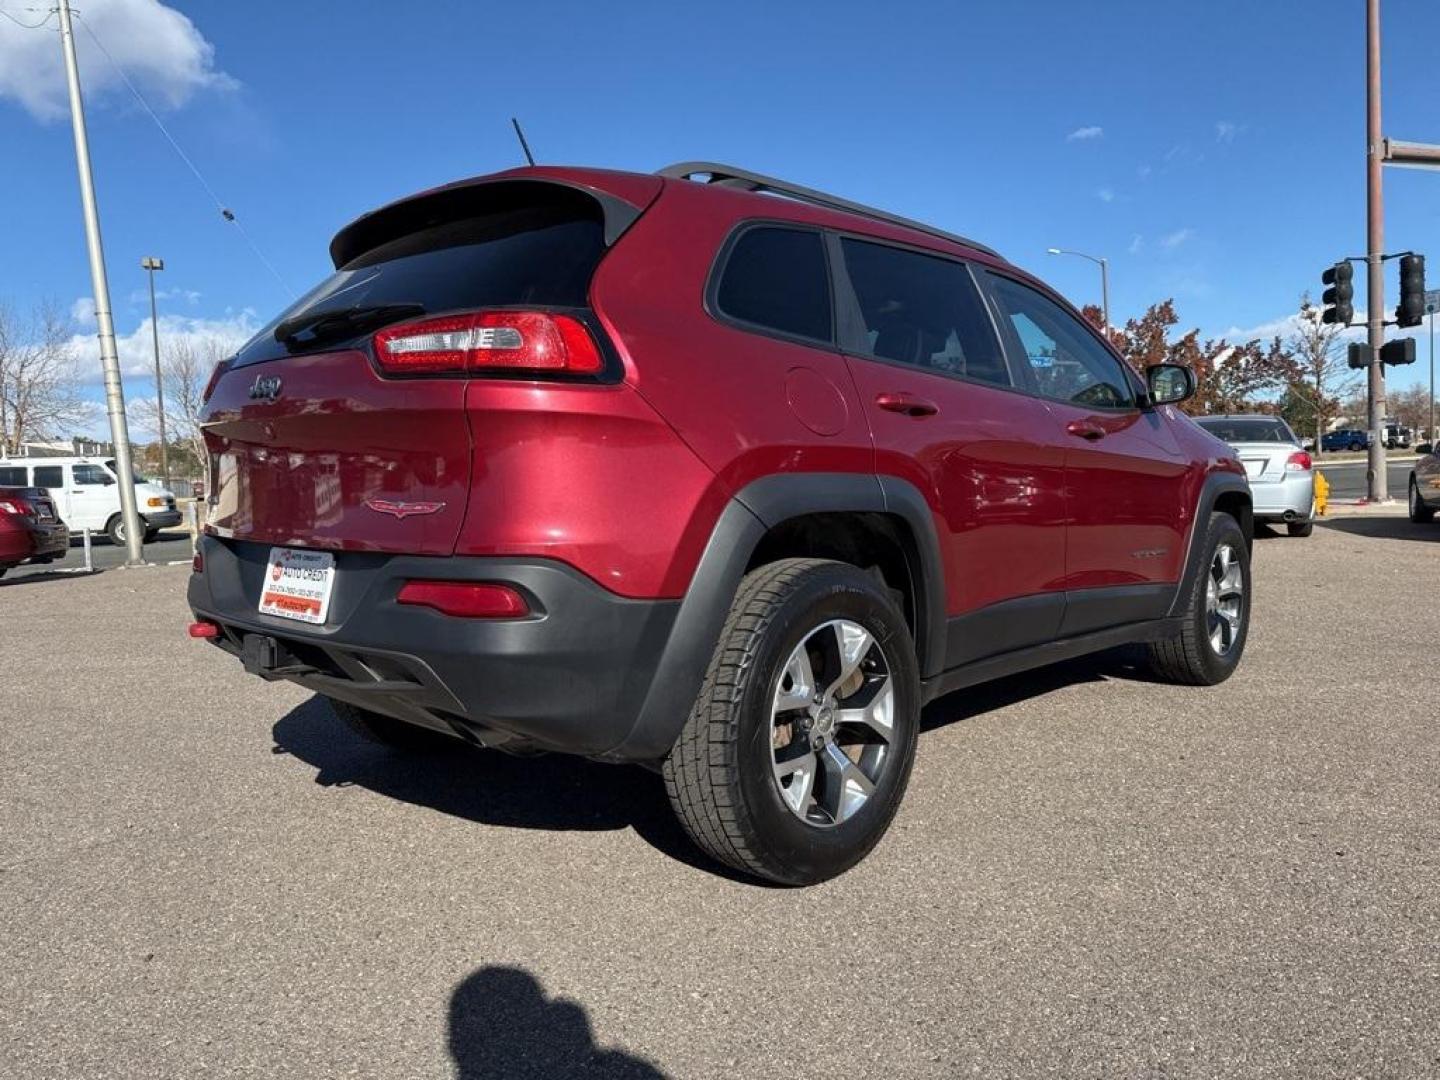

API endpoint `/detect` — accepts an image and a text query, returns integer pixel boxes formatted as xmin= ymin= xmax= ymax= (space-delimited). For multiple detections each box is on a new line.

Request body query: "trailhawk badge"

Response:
xmin=364 ymin=498 xmax=446 ymax=520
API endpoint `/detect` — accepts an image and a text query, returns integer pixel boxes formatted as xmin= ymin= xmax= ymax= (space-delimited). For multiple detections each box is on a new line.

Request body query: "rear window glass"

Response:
xmin=715 ymin=227 xmax=833 ymax=343
xmin=0 ymin=467 xmax=25 ymax=486
xmin=1196 ymin=418 xmax=1296 ymax=443
xmin=235 ymin=200 xmax=607 ymax=367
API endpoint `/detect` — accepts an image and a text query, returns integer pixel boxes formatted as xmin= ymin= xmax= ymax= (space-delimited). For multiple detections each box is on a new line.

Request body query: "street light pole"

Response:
xmin=1047 ymin=248 xmax=1110 ymax=336
xmin=57 ymin=0 xmax=145 ymax=564
xmin=142 ymin=256 xmax=168 ymax=488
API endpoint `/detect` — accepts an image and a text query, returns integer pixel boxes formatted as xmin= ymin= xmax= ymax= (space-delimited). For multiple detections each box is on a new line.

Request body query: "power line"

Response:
xmin=0 ymin=6 xmax=55 ymax=29
xmin=70 ymin=11 xmax=294 ymax=296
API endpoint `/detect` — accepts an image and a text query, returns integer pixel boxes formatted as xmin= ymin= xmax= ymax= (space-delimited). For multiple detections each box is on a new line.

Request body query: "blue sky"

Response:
xmin=4 ymin=0 xmax=1440 ymax=432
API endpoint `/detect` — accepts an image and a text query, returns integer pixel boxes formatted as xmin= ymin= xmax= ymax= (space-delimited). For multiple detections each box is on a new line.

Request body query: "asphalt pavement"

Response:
xmin=1314 ymin=458 xmax=1415 ymax=502
xmin=2 ymin=518 xmax=1437 ymax=1078
xmin=4 ymin=529 xmax=193 ymax=580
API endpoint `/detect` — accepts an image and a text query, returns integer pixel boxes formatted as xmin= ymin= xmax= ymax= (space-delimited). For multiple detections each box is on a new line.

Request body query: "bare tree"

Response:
xmin=1287 ymin=294 xmax=1358 ymax=452
xmin=131 ymin=336 xmax=230 ymax=476
xmin=0 ymin=301 xmax=87 ymax=455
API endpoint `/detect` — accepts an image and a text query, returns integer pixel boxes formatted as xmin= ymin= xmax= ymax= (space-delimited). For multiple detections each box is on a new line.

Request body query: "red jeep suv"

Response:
xmin=189 ymin=162 xmax=1252 ymax=885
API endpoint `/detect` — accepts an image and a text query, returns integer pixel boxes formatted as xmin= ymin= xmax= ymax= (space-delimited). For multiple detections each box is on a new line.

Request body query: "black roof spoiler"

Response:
xmin=657 ymin=161 xmax=999 ymax=258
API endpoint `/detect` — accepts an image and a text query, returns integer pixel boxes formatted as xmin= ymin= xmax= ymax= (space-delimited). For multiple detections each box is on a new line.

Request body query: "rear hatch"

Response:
xmin=202 ymin=175 xmax=657 ymax=555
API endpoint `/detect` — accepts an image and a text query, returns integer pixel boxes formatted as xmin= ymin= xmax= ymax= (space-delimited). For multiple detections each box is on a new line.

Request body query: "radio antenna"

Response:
xmin=511 ymin=118 xmax=536 ymax=166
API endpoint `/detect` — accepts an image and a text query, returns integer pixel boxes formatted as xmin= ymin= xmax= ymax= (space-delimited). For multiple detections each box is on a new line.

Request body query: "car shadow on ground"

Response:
xmin=1318 ymin=516 xmax=1440 ymax=543
xmin=920 ymin=644 xmax=1157 ymax=733
xmin=447 ymin=966 xmax=666 ymax=1079
xmin=270 ymin=695 xmax=760 ymax=883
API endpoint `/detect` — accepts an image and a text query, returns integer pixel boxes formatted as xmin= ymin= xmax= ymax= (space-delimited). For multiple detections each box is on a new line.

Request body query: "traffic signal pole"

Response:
xmin=1366 ymin=0 xmax=1389 ymax=502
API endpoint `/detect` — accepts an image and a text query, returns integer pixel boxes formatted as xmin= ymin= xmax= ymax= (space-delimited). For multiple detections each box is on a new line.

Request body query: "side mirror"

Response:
xmin=102 ymin=474 xmax=116 ymax=486
xmin=1145 ymin=363 xmax=1197 ymax=406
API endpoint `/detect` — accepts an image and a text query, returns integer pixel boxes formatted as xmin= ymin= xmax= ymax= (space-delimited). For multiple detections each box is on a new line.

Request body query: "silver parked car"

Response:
xmin=1194 ymin=415 xmax=1316 ymax=537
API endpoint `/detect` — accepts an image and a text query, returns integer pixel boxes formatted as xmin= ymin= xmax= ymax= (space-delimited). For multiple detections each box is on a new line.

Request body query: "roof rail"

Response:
xmin=656 ymin=161 xmax=999 ymax=258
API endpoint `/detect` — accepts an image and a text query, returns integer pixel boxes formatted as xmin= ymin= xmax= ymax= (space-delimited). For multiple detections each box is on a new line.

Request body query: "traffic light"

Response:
xmin=1381 ymin=337 xmax=1416 ymax=366
xmin=1322 ymin=262 xmax=1354 ymax=324
xmin=1347 ymin=342 xmax=1369 ymax=370
xmin=1396 ymin=254 xmax=1426 ymax=328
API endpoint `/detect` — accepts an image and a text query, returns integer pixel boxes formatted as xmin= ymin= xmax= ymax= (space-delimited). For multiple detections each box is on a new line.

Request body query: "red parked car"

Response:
xmin=0 ymin=487 xmax=69 ymax=578
xmin=189 ymin=162 xmax=1252 ymax=884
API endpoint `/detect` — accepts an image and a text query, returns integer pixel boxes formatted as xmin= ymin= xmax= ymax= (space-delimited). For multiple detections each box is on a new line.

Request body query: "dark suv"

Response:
xmin=188 ymin=162 xmax=1252 ymax=884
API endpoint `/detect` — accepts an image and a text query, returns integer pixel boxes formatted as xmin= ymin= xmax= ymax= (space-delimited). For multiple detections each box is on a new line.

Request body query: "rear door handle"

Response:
xmin=1066 ymin=419 xmax=1106 ymax=441
xmin=875 ymin=392 xmax=939 ymax=417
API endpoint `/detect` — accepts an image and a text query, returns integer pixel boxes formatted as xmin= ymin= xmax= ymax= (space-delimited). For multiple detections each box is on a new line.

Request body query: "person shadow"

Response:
xmin=448 ymin=966 xmax=666 ymax=1079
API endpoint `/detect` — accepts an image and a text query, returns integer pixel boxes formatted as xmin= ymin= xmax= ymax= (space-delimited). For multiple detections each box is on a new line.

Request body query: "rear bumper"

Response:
xmin=1 ymin=520 xmax=68 ymax=563
xmin=1250 ymin=472 xmax=1314 ymax=521
xmin=187 ymin=536 xmax=679 ymax=759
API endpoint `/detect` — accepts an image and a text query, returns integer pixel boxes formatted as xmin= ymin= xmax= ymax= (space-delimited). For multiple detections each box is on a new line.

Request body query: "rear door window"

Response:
xmin=984 ymin=274 xmax=1135 ymax=409
xmin=713 ymin=226 xmax=833 ymax=344
xmin=838 ymin=238 xmax=1010 ymax=387
xmin=32 ymin=465 xmax=64 ymax=488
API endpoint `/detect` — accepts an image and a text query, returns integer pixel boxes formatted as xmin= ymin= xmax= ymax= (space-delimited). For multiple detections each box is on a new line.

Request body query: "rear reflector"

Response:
xmin=192 ymin=552 xmax=203 ymax=573
xmin=188 ymin=620 xmax=220 ymax=639
xmin=396 ymin=580 xmax=530 ymax=619
xmin=1286 ymin=451 xmax=1313 ymax=471
xmin=373 ymin=311 xmax=602 ymax=376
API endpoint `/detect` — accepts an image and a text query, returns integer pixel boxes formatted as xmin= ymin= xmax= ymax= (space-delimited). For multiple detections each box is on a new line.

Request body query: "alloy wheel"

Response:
xmin=1205 ymin=543 xmax=1245 ymax=656
xmin=770 ymin=619 xmax=894 ymax=827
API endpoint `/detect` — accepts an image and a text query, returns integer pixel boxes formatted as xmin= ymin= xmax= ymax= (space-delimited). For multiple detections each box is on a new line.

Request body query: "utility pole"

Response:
xmin=1365 ymin=0 xmax=1389 ymax=501
xmin=142 ymin=256 xmax=169 ymax=488
xmin=57 ymin=0 xmax=145 ymax=562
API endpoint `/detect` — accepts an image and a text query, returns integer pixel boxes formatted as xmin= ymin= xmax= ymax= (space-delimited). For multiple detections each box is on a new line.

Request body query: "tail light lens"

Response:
xmin=372 ymin=311 xmax=602 ymax=377
xmin=1286 ymin=451 xmax=1313 ymax=472
xmin=396 ymin=580 xmax=530 ymax=619
xmin=0 ymin=496 xmax=35 ymax=518
xmin=202 ymin=358 xmax=231 ymax=402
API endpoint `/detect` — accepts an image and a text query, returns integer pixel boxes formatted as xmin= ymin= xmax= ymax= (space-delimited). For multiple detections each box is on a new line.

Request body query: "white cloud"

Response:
xmin=1097 ymin=187 xmax=1115 ymax=203
xmin=1128 ymin=234 xmax=1144 ymax=255
xmin=1159 ymin=227 xmax=1195 ymax=250
xmin=0 ymin=0 xmax=233 ymax=122
xmin=70 ymin=296 xmax=97 ymax=324
xmin=1216 ymin=121 xmax=1238 ymax=143
xmin=67 ymin=307 xmax=258 ymax=383
xmin=1067 ymin=125 xmax=1104 ymax=142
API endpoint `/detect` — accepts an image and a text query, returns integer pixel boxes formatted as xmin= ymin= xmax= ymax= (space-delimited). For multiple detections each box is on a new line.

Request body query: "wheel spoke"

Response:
xmin=773 ymin=747 xmax=817 ymax=816
xmin=835 ymin=674 xmax=894 ymax=741
xmin=821 ymin=621 xmax=874 ymax=700
xmin=818 ymin=741 xmax=875 ymax=824
xmin=774 ymin=644 xmax=818 ymax=714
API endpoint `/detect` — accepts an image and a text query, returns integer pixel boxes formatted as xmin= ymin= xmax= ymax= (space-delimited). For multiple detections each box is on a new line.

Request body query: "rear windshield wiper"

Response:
xmin=274 ymin=303 xmax=425 ymax=347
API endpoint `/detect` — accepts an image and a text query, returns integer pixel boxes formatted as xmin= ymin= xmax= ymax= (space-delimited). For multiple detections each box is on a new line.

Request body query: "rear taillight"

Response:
xmin=202 ymin=358 xmax=231 ymax=402
xmin=1286 ymin=451 xmax=1313 ymax=472
xmin=372 ymin=311 xmax=603 ymax=377
xmin=0 ymin=497 xmax=34 ymax=518
xmin=192 ymin=552 xmax=203 ymax=574
xmin=396 ymin=580 xmax=530 ymax=619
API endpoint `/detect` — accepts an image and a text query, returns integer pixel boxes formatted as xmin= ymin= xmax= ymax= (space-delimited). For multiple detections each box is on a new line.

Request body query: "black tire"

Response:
xmin=105 ymin=514 xmax=125 ymax=546
xmin=1409 ymin=477 xmax=1435 ymax=523
xmin=1349 ymin=441 xmax=1363 ymax=452
xmin=328 ymin=697 xmax=457 ymax=751
xmin=144 ymin=527 xmax=161 ymax=543
xmin=1148 ymin=512 xmax=1250 ymax=686
xmin=1286 ymin=511 xmax=1314 ymax=538
xmin=662 ymin=558 xmax=921 ymax=886
xmin=0 ymin=566 xmax=8 ymax=579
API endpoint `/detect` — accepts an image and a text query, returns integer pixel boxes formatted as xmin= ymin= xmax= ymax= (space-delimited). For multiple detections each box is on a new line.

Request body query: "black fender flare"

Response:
xmin=603 ymin=472 xmax=947 ymax=761
xmin=1167 ymin=470 xmax=1252 ymax=618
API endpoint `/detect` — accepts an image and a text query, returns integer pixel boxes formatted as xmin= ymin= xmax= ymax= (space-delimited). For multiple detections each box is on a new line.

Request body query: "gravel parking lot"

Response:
xmin=2 ymin=514 xmax=1436 ymax=1078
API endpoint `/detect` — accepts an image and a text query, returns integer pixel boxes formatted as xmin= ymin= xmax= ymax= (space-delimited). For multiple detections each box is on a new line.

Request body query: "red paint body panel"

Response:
xmin=0 ymin=514 xmax=30 ymax=564
xmin=591 ymin=181 xmax=876 ymax=500
xmin=844 ymin=357 xmax=1068 ymax=616
xmin=203 ymin=350 xmax=473 ymax=555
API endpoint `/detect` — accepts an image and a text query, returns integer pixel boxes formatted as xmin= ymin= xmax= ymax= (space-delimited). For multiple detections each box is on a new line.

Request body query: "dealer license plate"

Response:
xmin=258 ymin=547 xmax=335 ymax=625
